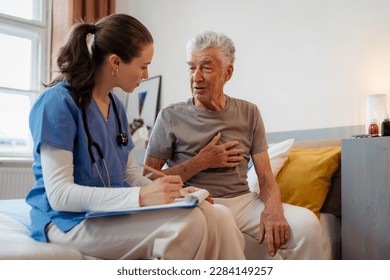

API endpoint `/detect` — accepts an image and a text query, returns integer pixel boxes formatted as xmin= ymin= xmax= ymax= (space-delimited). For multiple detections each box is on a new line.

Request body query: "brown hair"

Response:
xmin=49 ymin=14 xmax=153 ymax=109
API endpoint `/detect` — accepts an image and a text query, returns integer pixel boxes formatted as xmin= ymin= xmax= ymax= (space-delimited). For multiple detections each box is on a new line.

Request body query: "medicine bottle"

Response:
xmin=381 ymin=111 xmax=390 ymax=136
xmin=368 ymin=119 xmax=379 ymax=137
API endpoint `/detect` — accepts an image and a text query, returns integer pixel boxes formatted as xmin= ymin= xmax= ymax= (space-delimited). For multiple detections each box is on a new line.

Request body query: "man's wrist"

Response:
xmin=191 ymin=153 xmax=208 ymax=172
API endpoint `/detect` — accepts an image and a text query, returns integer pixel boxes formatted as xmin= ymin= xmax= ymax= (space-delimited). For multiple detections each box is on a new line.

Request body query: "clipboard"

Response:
xmin=85 ymin=189 xmax=210 ymax=218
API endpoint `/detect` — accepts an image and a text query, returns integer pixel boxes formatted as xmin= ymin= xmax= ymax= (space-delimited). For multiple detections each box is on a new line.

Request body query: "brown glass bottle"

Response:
xmin=381 ymin=111 xmax=390 ymax=136
xmin=368 ymin=119 xmax=379 ymax=137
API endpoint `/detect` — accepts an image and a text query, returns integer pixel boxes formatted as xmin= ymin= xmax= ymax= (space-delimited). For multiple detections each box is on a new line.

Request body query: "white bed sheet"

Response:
xmin=0 ymin=199 xmax=341 ymax=260
xmin=0 ymin=199 xmax=84 ymax=260
xmin=319 ymin=212 xmax=341 ymax=260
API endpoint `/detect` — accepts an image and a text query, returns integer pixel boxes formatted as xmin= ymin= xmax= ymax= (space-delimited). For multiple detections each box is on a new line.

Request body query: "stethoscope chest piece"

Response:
xmin=117 ymin=132 xmax=128 ymax=146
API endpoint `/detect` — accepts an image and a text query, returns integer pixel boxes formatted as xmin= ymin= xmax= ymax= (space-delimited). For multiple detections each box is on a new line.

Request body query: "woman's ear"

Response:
xmin=108 ymin=54 xmax=121 ymax=68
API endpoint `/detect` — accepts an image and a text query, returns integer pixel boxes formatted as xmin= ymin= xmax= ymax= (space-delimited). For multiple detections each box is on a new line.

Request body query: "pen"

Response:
xmin=140 ymin=163 xmax=214 ymax=204
xmin=140 ymin=163 xmax=167 ymax=178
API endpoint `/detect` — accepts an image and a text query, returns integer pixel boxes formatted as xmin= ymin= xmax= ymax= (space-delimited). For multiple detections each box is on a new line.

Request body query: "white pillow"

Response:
xmin=247 ymin=138 xmax=295 ymax=194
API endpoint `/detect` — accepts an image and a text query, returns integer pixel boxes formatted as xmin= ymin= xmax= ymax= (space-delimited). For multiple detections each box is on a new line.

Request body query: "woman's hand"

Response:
xmin=139 ymin=175 xmax=183 ymax=206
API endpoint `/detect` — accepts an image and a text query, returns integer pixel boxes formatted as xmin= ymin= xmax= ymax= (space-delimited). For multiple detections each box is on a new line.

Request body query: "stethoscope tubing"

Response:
xmin=81 ymin=93 xmax=128 ymax=188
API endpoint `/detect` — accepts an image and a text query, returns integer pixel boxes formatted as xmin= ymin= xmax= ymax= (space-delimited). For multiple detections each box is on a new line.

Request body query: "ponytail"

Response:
xmin=49 ymin=23 xmax=96 ymax=109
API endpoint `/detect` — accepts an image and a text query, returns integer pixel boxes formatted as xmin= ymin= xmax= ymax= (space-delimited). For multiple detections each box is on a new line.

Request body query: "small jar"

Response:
xmin=368 ymin=119 xmax=379 ymax=137
xmin=381 ymin=111 xmax=390 ymax=136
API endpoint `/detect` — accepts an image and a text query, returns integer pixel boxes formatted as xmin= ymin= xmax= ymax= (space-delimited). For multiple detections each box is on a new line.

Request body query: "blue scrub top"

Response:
xmin=26 ymin=81 xmax=134 ymax=242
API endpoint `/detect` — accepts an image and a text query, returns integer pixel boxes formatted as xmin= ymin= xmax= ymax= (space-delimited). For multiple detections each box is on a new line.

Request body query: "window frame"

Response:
xmin=0 ymin=1 xmax=51 ymax=160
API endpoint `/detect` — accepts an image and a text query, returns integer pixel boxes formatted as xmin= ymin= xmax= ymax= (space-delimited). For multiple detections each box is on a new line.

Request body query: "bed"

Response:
xmin=244 ymin=137 xmax=342 ymax=259
xmin=0 ymin=198 xmax=340 ymax=260
xmin=0 ymin=199 xmax=85 ymax=259
xmin=0 ymin=136 xmax=342 ymax=260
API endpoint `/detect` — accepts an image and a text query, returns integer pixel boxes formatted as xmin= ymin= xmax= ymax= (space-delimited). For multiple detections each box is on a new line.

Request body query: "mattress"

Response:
xmin=0 ymin=199 xmax=341 ymax=260
xmin=319 ymin=212 xmax=341 ymax=260
xmin=0 ymin=199 xmax=84 ymax=260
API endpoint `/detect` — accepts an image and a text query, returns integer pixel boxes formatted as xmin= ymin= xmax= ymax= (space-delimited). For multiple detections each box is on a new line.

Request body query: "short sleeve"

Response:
xmin=29 ymin=83 xmax=79 ymax=154
xmin=146 ymin=108 xmax=174 ymax=160
xmin=250 ymin=105 xmax=268 ymax=155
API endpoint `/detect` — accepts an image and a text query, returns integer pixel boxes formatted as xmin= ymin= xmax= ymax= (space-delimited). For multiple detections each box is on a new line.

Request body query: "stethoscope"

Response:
xmin=81 ymin=93 xmax=128 ymax=188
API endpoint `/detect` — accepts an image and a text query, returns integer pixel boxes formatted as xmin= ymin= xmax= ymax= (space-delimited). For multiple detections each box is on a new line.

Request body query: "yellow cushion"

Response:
xmin=276 ymin=147 xmax=341 ymax=218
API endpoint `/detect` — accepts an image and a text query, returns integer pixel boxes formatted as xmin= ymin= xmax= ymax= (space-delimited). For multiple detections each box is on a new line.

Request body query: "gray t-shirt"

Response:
xmin=146 ymin=95 xmax=268 ymax=198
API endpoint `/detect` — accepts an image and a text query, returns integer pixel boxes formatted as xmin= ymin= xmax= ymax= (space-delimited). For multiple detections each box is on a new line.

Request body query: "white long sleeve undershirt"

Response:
xmin=41 ymin=144 xmax=151 ymax=213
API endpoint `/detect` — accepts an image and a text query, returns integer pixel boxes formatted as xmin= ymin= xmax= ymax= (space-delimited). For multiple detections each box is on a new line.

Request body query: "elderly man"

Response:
xmin=143 ymin=31 xmax=322 ymax=259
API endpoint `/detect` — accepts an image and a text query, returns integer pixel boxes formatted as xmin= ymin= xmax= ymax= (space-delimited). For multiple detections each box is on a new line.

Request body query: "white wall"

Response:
xmin=116 ymin=0 xmax=390 ymax=133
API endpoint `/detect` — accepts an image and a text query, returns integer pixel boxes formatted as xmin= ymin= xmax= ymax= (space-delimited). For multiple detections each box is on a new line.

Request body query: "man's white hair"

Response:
xmin=186 ymin=30 xmax=236 ymax=67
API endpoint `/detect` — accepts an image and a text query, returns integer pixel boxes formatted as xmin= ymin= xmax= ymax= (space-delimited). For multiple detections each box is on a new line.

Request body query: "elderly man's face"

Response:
xmin=187 ymin=48 xmax=232 ymax=109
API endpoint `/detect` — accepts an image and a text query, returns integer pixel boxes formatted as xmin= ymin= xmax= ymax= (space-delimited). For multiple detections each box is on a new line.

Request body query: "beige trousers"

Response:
xmin=46 ymin=202 xmax=245 ymax=260
xmin=214 ymin=192 xmax=323 ymax=260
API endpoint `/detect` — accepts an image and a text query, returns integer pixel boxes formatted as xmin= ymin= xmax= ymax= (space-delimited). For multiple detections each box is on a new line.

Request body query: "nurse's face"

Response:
xmin=117 ymin=43 xmax=154 ymax=93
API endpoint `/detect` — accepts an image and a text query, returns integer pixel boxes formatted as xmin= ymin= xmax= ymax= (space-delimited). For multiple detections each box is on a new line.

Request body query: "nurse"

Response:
xmin=26 ymin=14 xmax=245 ymax=260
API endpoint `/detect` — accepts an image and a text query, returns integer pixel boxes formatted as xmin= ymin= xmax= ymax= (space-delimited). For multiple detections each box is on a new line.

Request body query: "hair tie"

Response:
xmin=90 ymin=24 xmax=96 ymax=34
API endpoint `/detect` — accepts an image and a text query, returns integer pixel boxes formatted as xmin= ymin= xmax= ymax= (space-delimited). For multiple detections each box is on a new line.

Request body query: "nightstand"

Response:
xmin=341 ymin=137 xmax=390 ymax=259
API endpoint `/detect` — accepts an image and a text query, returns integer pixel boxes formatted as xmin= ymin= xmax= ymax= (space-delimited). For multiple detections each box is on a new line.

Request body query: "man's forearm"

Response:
xmin=158 ymin=155 xmax=208 ymax=182
xmin=143 ymin=154 xmax=208 ymax=182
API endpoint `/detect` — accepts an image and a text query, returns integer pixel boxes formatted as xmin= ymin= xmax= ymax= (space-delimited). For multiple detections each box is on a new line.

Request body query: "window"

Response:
xmin=0 ymin=0 xmax=50 ymax=158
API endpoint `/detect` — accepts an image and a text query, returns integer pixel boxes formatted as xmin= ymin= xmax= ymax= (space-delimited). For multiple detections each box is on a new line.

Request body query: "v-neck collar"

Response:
xmin=92 ymin=96 xmax=112 ymax=122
